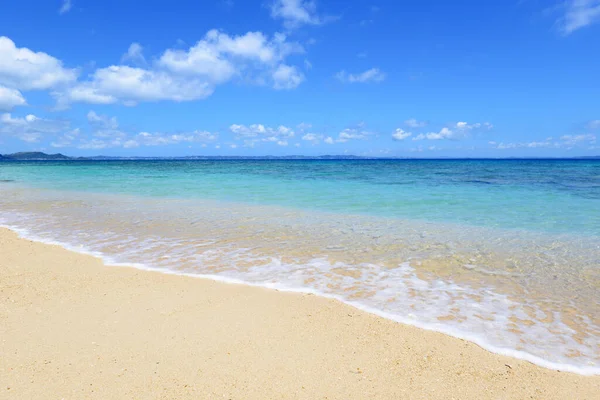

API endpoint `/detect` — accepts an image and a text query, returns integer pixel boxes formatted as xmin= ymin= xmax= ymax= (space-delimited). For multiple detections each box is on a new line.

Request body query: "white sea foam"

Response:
xmin=1 ymin=189 xmax=599 ymax=376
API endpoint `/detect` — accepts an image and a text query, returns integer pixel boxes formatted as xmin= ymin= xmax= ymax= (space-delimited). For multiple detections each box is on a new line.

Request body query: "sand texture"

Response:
xmin=1 ymin=227 xmax=598 ymax=399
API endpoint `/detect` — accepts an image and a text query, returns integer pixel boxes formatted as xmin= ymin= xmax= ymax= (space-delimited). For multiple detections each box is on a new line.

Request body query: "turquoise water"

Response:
xmin=1 ymin=159 xmax=599 ymax=374
xmin=1 ymin=159 xmax=599 ymax=235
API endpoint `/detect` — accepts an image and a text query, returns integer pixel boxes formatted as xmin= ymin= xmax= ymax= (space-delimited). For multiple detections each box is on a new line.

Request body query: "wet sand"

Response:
xmin=1 ymin=227 xmax=598 ymax=399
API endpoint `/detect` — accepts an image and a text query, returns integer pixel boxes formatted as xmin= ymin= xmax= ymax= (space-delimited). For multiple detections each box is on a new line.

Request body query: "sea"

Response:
xmin=0 ymin=159 xmax=598 ymax=375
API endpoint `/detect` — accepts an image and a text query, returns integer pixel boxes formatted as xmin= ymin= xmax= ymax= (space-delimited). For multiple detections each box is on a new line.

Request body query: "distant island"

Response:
xmin=0 ymin=152 xmax=74 ymax=161
xmin=1 ymin=152 xmax=599 ymax=161
xmin=0 ymin=152 xmax=371 ymax=161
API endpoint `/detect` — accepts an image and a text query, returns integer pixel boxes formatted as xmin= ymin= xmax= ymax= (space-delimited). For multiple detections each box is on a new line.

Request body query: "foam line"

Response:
xmin=1 ymin=222 xmax=599 ymax=376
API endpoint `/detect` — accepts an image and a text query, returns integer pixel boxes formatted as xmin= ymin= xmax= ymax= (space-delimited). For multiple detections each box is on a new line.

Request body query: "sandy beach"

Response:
xmin=1 ymin=227 xmax=598 ymax=399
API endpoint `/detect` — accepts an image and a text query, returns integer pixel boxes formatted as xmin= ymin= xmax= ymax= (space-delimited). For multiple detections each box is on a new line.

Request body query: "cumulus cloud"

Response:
xmin=338 ymin=128 xmax=368 ymax=141
xmin=454 ymin=121 xmax=493 ymax=130
xmin=335 ymin=67 xmax=385 ymax=83
xmin=55 ymin=30 xmax=304 ymax=107
xmin=230 ymin=123 xmax=294 ymax=138
xmin=301 ymin=132 xmax=324 ymax=143
xmin=413 ymin=127 xmax=454 ymax=141
xmin=559 ymin=0 xmax=600 ymax=34
xmin=0 ymin=36 xmax=78 ymax=91
xmin=229 ymin=123 xmax=295 ymax=147
xmin=0 ymin=86 xmax=26 ymax=111
xmin=391 ymin=128 xmax=412 ymax=141
xmin=0 ymin=112 xmax=69 ymax=143
xmin=270 ymin=0 xmax=323 ymax=28
xmin=159 ymin=30 xmax=303 ymax=79
xmin=272 ymin=64 xmax=304 ymax=89
xmin=412 ymin=121 xmax=493 ymax=141
xmin=329 ymin=125 xmax=375 ymax=143
xmin=55 ymin=66 xmax=215 ymax=108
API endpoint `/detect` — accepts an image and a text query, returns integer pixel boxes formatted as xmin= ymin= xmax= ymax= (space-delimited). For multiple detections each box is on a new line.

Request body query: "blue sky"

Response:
xmin=0 ymin=0 xmax=599 ymax=157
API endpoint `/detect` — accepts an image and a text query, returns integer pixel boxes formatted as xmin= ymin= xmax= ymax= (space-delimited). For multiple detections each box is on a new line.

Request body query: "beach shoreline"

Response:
xmin=1 ymin=226 xmax=599 ymax=399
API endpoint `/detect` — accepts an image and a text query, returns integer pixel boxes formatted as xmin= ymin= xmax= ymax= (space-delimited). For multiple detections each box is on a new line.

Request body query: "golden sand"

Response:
xmin=1 ymin=228 xmax=598 ymax=399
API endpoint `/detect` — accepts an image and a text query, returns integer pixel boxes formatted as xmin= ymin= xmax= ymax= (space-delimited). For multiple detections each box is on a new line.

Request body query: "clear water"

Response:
xmin=0 ymin=159 xmax=599 ymax=374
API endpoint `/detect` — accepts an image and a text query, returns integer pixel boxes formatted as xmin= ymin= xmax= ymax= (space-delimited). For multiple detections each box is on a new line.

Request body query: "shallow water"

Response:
xmin=0 ymin=160 xmax=598 ymax=374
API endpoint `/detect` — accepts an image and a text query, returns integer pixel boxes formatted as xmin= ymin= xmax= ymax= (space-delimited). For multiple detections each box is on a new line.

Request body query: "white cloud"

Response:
xmin=301 ymin=132 xmax=323 ymax=143
xmin=121 ymin=43 xmax=146 ymax=65
xmin=59 ymin=0 xmax=72 ymax=15
xmin=391 ymin=128 xmax=412 ymax=141
xmin=560 ymin=0 xmax=600 ymax=34
xmin=272 ymin=64 xmax=304 ymax=89
xmin=0 ymin=36 xmax=78 ymax=91
xmin=270 ymin=0 xmax=323 ymax=28
xmin=413 ymin=127 xmax=454 ymax=141
xmin=229 ymin=123 xmax=295 ymax=147
xmin=336 ymin=127 xmax=374 ymax=142
xmin=56 ymin=30 xmax=304 ymax=107
xmin=335 ymin=68 xmax=385 ymax=83
xmin=57 ymin=66 xmax=214 ymax=107
xmin=230 ymin=123 xmax=294 ymax=139
xmin=412 ymin=121 xmax=492 ymax=141
xmin=0 ymin=112 xmax=69 ymax=143
xmin=314 ymin=123 xmax=376 ymax=144
xmin=404 ymin=118 xmax=426 ymax=128
xmin=159 ymin=30 xmax=302 ymax=77
xmin=0 ymin=86 xmax=26 ymax=110
xmin=454 ymin=121 xmax=493 ymax=130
